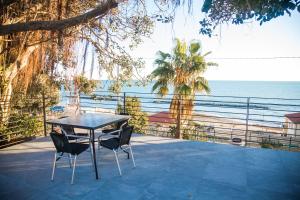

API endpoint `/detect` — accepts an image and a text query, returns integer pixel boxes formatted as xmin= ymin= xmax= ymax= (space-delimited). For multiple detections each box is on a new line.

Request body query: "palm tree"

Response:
xmin=151 ymin=39 xmax=217 ymax=139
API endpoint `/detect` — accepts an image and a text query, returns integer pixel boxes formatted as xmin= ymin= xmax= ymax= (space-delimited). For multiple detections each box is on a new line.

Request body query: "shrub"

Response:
xmin=117 ymin=96 xmax=148 ymax=134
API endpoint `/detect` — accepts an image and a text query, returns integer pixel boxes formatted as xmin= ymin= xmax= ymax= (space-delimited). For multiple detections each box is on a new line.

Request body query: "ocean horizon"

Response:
xmin=61 ymin=80 xmax=300 ymax=127
xmin=94 ymin=80 xmax=300 ymax=99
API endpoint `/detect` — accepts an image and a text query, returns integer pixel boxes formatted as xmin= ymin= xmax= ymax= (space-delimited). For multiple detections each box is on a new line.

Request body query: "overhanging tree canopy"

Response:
xmin=0 ymin=0 xmax=153 ymax=122
xmin=200 ymin=0 xmax=300 ymax=36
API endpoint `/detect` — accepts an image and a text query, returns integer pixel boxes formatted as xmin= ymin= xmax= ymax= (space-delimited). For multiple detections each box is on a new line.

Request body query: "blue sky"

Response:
xmin=129 ymin=1 xmax=300 ymax=81
xmin=76 ymin=1 xmax=300 ymax=81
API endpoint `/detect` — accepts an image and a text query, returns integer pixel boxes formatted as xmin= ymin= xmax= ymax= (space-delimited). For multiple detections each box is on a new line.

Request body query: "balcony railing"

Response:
xmin=64 ymin=90 xmax=300 ymax=151
xmin=1 ymin=90 xmax=299 ymax=151
xmin=0 ymin=94 xmax=55 ymax=148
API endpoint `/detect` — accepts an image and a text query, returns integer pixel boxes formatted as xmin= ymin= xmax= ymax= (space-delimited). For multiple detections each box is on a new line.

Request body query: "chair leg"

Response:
xmin=71 ymin=155 xmax=77 ymax=184
xmin=113 ymin=150 xmax=122 ymax=176
xmin=51 ymin=153 xmax=57 ymax=181
xmin=68 ymin=154 xmax=72 ymax=168
xmin=129 ymin=145 xmax=136 ymax=168
xmin=98 ymin=137 xmax=103 ymax=150
xmin=121 ymin=147 xmax=130 ymax=159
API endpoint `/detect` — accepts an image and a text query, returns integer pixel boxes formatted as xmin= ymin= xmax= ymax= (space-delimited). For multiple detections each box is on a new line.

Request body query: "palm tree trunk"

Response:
xmin=175 ymin=95 xmax=182 ymax=139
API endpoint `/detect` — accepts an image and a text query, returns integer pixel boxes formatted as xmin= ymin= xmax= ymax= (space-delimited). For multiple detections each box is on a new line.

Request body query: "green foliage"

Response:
xmin=117 ymin=96 xmax=148 ymax=134
xmin=168 ymin=125 xmax=176 ymax=137
xmin=261 ymin=138 xmax=283 ymax=149
xmin=151 ymin=38 xmax=216 ymax=98
xmin=0 ymin=113 xmax=43 ymax=143
xmin=151 ymin=38 xmax=216 ymax=138
xmin=200 ymin=0 xmax=300 ymax=37
xmin=0 ymin=74 xmax=58 ymax=145
xmin=183 ymin=122 xmax=208 ymax=141
xmin=169 ymin=122 xmax=209 ymax=141
xmin=74 ymin=75 xmax=97 ymax=95
xmin=6 ymin=74 xmax=60 ymax=125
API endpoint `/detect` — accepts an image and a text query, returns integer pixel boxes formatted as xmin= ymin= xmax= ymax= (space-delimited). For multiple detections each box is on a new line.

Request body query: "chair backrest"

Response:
xmin=116 ymin=112 xmax=129 ymax=129
xmin=117 ymin=120 xmax=128 ymax=130
xmin=119 ymin=126 xmax=134 ymax=146
xmin=60 ymin=125 xmax=75 ymax=135
xmin=50 ymin=131 xmax=72 ymax=154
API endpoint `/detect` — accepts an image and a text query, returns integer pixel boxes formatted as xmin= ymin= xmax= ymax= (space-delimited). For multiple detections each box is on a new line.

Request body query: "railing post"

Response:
xmin=123 ymin=92 xmax=126 ymax=114
xmin=213 ymin=129 xmax=216 ymax=143
xmin=42 ymin=91 xmax=47 ymax=137
xmin=245 ymin=97 xmax=250 ymax=146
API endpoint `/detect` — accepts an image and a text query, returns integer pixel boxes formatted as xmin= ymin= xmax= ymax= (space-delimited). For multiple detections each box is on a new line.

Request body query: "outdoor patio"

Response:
xmin=0 ymin=134 xmax=299 ymax=200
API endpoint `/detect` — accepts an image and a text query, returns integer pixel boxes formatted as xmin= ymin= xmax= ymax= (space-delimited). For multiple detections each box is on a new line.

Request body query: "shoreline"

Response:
xmin=58 ymin=105 xmax=284 ymax=134
xmin=52 ymin=105 xmax=284 ymax=137
xmin=49 ymin=105 xmax=298 ymax=148
xmin=192 ymin=112 xmax=283 ymax=135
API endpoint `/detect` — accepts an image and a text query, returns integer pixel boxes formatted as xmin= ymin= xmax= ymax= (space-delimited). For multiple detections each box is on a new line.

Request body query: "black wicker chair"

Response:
xmin=101 ymin=112 xmax=129 ymax=136
xmin=98 ymin=126 xmax=136 ymax=176
xmin=50 ymin=131 xmax=91 ymax=184
xmin=60 ymin=125 xmax=89 ymax=141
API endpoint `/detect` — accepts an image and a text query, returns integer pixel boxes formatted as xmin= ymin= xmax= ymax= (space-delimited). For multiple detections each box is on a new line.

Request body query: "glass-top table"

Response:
xmin=46 ymin=113 xmax=130 ymax=179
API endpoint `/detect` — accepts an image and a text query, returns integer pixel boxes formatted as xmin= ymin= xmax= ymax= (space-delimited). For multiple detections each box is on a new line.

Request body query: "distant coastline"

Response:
xmin=60 ymin=80 xmax=300 ymax=129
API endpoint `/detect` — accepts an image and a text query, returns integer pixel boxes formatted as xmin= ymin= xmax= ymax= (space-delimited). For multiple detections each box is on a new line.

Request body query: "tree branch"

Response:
xmin=0 ymin=0 xmax=118 ymax=36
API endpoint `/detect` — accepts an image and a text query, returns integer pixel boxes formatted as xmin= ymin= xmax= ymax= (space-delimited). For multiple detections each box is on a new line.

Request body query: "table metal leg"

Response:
xmin=91 ymin=129 xmax=99 ymax=179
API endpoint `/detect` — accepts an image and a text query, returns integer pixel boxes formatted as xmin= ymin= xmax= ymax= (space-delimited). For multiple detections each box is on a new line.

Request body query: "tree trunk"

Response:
xmin=175 ymin=96 xmax=182 ymax=139
xmin=0 ymin=83 xmax=12 ymax=125
xmin=0 ymin=45 xmax=39 ymax=123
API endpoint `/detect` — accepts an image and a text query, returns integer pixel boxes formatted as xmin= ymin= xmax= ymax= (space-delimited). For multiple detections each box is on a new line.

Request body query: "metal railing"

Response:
xmin=1 ymin=90 xmax=299 ymax=151
xmin=64 ymin=90 xmax=300 ymax=151
xmin=0 ymin=94 xmax=55 ymax=148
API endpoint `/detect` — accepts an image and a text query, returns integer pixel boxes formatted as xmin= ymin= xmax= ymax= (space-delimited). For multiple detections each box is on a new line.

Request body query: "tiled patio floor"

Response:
xmin=0 ymin=135 xmax=299 ymax=200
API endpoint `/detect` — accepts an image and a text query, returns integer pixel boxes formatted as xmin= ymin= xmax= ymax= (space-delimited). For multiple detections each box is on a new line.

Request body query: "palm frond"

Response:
xmin=154 ymin=59 xmax=171 ymax=66
xmin=158 ymin=86 xmax=169 ymax=96
xmin=152 ymin=79 xmax=167 ymax=92
xmin=176 ymin=84 xmax=192 ymax=96
xmin=156 ymin=50 xmax=171 ymax=61
xmin=203 ymin=51 xmax=212 ymax=57
xmin=189 ymin=41 xmax=201 ymax=55
xmin=151 ymin=66 xmax=175 ymax=80
xmin=207 ymin=61 xmax=218 ymax=67
xmin=174 ymin=38 xmax=187 ymax=57
xmin=194 ymin=77 xmax=210 ymax=94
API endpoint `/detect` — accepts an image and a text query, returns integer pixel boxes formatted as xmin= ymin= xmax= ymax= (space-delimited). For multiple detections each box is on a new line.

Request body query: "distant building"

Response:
xmin=148 ymin=111 xmax=175 ymax=136
xmin=149 ymin=111 xmax=175 ymax=124
xmin=284 ymin=113 xmax=300 ymax=137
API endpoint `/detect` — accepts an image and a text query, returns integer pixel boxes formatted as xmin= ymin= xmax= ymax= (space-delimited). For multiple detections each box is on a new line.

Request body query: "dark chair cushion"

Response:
xmin=100 ymin=138 xmax=120 ymax=150
xmin=50 ymin=132 xmax=90 ymax=155
xmin=70 ymin=143 xmax=90 ymax=155
xmin=99 ymin=126 xmax=134 ymax=150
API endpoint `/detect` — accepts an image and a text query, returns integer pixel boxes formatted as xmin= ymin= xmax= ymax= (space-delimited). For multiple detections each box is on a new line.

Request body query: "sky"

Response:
xmin=76 ymin=1 xmax=300 ymax=82
xmin=129 ymin=1 xmax=300 ymax=81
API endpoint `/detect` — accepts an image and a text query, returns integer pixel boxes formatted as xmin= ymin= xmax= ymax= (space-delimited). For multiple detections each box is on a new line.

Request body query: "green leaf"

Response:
xmin=189 ymin=42 xmax=201 ymax=54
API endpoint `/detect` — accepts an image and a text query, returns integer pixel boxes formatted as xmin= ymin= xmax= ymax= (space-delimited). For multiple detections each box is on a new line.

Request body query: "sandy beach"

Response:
xmin=191 ymin=112 xmax=300 ymax=148
xmin=49 ymin=105 xmax=299 ymax=149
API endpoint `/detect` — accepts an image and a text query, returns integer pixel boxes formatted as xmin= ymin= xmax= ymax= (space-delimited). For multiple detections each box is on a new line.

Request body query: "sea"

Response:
xmin=62 ymin=80 xmax=300 ymax=127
